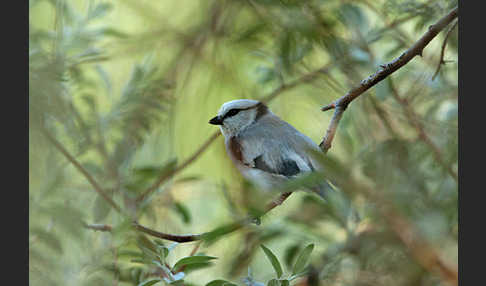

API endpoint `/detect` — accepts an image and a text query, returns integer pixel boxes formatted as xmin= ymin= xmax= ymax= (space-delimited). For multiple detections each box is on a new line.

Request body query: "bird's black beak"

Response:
xmin=209 ymin=116 xmax=223 ymax=125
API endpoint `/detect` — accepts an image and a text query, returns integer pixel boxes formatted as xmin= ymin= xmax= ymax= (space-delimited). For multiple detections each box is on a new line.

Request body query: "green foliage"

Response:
xmin=261 ymin=245 xmax=283 ymax=278
xmin=30 ymin=0 xmax=457 ymax=285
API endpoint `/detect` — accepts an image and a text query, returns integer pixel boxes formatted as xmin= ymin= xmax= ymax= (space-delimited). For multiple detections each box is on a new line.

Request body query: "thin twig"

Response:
xmin=112 ymin=246 xmax=119 ymax=286
xmin=388 ymin=79 xmax=458 ymax=182
xmin=336 ymin=176 xmax=458 ymax=286
xmin=136 ymin=131 xmax=221 ymax=203
xmin=83 ymin=223 xmax=113 ymax=232
xmin=319 ymin=6 xmax=458 ymax=152
xmin=42 ymin=128 xmax=123 ymax=213
xmin=88 ymin=192 xmax=292 ymax=243
xmin=370 ymin=189 xmax=458 ymax=286
xmin=432 ymin=19 xmax=458 ymax=80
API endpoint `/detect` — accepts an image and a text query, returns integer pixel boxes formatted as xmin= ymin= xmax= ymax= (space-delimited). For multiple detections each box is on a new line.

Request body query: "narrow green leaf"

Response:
xmin=267 ymin=279 xmax=279 ymax=286
xmin=206 ymin=280 xmax=237 ymax=286
xmin=284 ymin=244 xmax=301 ymax=268
xmin=137 ymin=279 xmax=162 ymax=286
xmin=261 ymin=245 xmax=283 ymax=278
xmin=280 ymin=280 xmax=289 ymax=286
xmin=292 ymin=244 xmax=314 ymax=275
xmin=173 ymin=255 xmax=217 ymax=271
xmin=173 ymin=202 xmax=191 ymax=224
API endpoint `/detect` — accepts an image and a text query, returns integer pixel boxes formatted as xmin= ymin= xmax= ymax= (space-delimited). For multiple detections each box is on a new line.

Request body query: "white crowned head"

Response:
xmin=209 ymin=99 xmax=269 ymax=137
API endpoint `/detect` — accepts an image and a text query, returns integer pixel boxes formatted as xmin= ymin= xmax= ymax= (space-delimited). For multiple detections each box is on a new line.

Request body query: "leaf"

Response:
xmin=137 ymin=279 xmax=162 ymax=286
xmin=174 ymin=176 xmax=201 ymax=183
xmin=280 ymin=280 xmax=289 ymax=286
xmin=267 ymin=279 xmax=279 ymax=286
xmin=173 ymin=255 xmax=217 ymax=272
xmin=256 ymin=66 xmax=278 ymax=84
xmin=93 ymin=192 xmax=112 ymax=222
xmin=134 ymin=160 xmax=177 ymax=181
xmin=173 ymin=202 xmax=191 ymax=224
xmin=206 ymin=280 xmax=237 ymax=286
xmin=338 ymin=3 xmax=368 ymax=33
xmin=261 ymin=245 xmax=283 ymax=278
xmin=101 ymin=27 xmax=129 ymax=38
xmin=292 ymin=244 xmax=314 ymax=275
xmin=87 ymin=3 xmax=113 ymax=20
xmin=170 ymin=280 xmax=185 ymax=286
xmin=284 ymin=244 xmax=301 ymax=268
xmin=201 ymin=222 xmax=241 ymax=245
xmin=181 ymin=262 xmax=214 ymax=274
xmin=30 ymin=228 xmax=63 ymax=254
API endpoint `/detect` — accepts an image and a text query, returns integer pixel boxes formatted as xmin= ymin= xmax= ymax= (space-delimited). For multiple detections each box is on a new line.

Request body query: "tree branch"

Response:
xmin=372 ymin=190 xmax=458 ymax=286
xmin=319 ymin=6 xmax=458 ymax=152
xmin=432 ymin=19 xmax=458 ymax=80
xmin=42 ymin=128 xmax=123 ymax=214
xmin=88 ymin=192 xmax=292 ymax=243
xmin=137 ymin=131 xmax=221 ymax=203
xmin=388 ymin=79 xmax=458 ymax=182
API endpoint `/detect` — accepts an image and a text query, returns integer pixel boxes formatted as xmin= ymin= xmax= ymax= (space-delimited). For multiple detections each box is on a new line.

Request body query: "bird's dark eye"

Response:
xmin=225 ymin=109 xmax=240 ymax=118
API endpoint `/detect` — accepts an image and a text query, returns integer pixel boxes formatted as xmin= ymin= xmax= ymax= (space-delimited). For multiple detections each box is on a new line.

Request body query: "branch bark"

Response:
xmin=432 ymin=19 xmax=458 ymax=80
xmin=88 ymin=192 xmax=292 ymax=243
xmin=319 ymin=6 xmax=458 ymax=152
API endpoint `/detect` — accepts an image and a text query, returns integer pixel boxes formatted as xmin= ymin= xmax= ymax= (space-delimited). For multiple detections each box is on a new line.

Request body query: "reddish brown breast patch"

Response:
xmin=229 ymin=136 xmax=245 ymax=164
xmin=229 ymin=136 xmax=243 ymax=161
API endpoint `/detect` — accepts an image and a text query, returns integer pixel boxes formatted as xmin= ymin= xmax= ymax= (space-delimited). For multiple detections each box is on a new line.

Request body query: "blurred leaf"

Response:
xmin=292 ymin=244 xmax=314 ymax=275
xmin=134 ymin=159 xmax=178 ymax=181
xmin=261 ymin=245 xmax=283 ymax=278
xmin=256 ymin=66 xmax=278 ymax=84
xmin=201 ymin=222 xmax=241 ymax=245
xmin=284 ymin=244 xmax=301 ymax=268
xmin=338 ymin=3 xmax=368 ymax=33
xmin=174 ymin=176 xmax=201 ymax=183
xmin=173 ymin=255 xmax=217 ymax=272
xmin=206 ymin=280 xmax=237 ymax=286
xmin=87 ymin=3 xmax=113 ymax=20
xmin=137 ymin=279 xmax=162 ymax=286
xmin=92 ymin=192 xmax=112 ymax=222
xmin=267 ymin=279 xmax=279 ymax=286
xmin=173 ymin=202 xmax=192 ymax=224
xmin=100 ymin=27 xmax=129 ymax=38
xmin=30 ymin=228 xmax=63 ymax=254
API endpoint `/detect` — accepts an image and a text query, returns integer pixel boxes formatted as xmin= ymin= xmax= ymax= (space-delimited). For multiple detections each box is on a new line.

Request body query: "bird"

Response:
xmin=208 ymin=99 xmax=360 ymax=224
xmin=208 ymin=99 xmax=333 ymax=198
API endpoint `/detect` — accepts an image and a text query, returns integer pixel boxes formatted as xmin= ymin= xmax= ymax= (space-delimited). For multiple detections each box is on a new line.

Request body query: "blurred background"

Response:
xmin=29 ymin=0 xmax=458 ymax=285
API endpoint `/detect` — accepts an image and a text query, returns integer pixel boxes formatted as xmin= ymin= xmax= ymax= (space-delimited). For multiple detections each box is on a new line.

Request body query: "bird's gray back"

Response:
xmin=237 ymin=114 xmax=322 ymax=174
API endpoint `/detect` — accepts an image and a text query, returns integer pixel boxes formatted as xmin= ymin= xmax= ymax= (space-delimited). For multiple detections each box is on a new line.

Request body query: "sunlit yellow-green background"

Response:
xmin=29 ymin=0 xmax=458 ymax=285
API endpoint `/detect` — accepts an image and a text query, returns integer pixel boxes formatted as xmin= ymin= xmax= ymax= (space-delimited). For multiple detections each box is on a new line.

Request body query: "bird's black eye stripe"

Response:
xmin=224 ymin=109 xmax=240 ymax=118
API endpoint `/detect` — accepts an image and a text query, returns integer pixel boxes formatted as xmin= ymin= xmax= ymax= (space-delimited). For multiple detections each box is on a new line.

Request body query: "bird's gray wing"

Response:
xmin=238 ymin=115 xmax=320 ymax=178
xmin=253 ymin=154 xmax=301 ymax=177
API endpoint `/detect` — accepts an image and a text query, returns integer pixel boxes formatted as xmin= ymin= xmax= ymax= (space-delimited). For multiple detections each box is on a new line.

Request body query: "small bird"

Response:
xmin=208 ymin=99 xmax=332 ymax=198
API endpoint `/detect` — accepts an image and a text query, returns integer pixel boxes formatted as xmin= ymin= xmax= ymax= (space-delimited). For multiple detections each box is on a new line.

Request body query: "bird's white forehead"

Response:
xmin=217 ymin=99 xmax=260 ymax=116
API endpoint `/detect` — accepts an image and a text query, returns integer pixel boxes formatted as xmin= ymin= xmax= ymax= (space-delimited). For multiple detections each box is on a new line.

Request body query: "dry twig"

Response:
xmin=42 ymin=128 xmax=123 ymax=214
xmin=388 ymin=79 xmax=458 ymax=182
xmin=87 ymin=192 xmax=292 ymax=243
xmin=319 ymin=7 xmax=458 ymax=152
xmin=432 ymin=19 xmax=458 ymax=80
